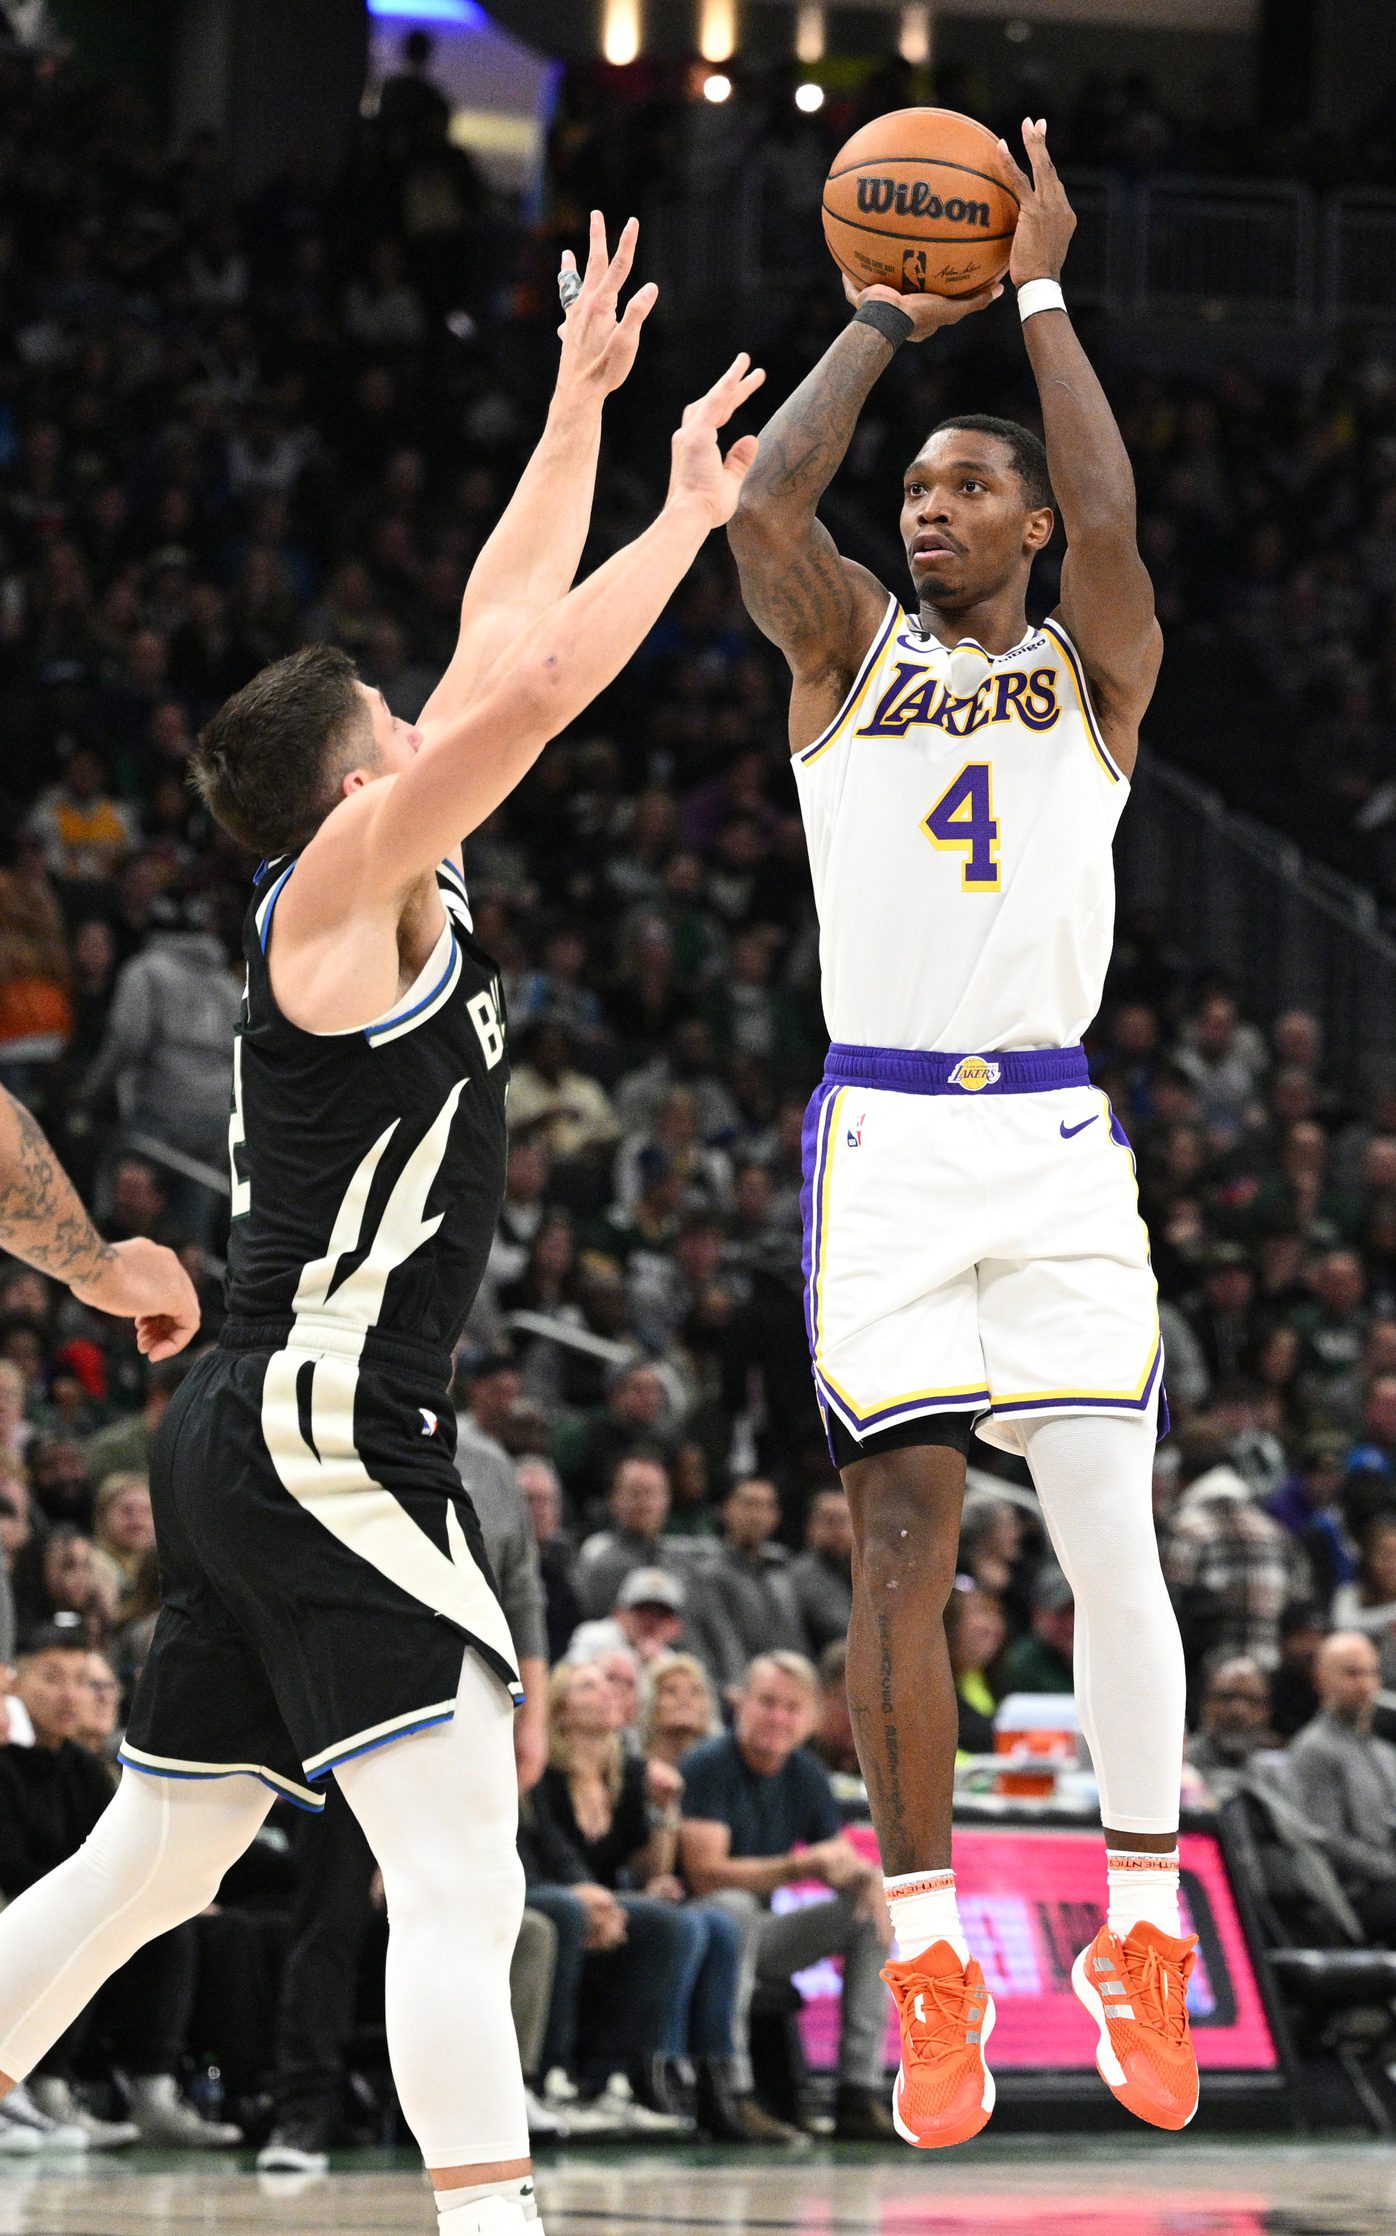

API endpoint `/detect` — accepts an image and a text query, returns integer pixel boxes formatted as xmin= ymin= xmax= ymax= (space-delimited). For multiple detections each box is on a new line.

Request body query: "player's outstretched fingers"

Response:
xmin=692 ymin=352 xmax=766 ymax=429
xmin=996 ymin=135 xmax=1033 ymax=201
xmin=601 ymin=214 xmax=639 ymax=303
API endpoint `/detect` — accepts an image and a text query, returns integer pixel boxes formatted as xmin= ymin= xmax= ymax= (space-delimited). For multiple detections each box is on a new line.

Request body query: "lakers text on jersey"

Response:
xmin=121 ymin=855 xmax=520 ymax=1808
xmin=793 ymin=602 xmax=1160 ymax=1456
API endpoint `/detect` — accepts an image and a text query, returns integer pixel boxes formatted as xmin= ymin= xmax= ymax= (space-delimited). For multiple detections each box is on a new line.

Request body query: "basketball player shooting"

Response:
xmin=0 ymin=217 xmax=762 ymax=2236
xmin=729 ymin=121 xmax=1195 ymax=2146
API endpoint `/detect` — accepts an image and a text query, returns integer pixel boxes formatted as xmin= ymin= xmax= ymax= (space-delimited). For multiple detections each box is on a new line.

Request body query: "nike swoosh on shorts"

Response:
xmin=1060 ymin=1116 xmax=1098 ymax=1139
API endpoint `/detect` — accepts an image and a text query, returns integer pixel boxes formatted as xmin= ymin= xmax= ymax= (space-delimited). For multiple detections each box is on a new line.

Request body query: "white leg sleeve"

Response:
xmin=1019 ymin=1414 xmax=1186 ymax=1836
xmin=0 ymin=1770 xmax=272 ymax=2082
xmin=335 ymin=1649 xmax=528 ymax=2173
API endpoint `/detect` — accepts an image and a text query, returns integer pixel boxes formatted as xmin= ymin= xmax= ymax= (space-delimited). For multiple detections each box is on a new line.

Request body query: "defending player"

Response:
xmin=729 ymin=124 xmax=1195 ymax=2144
xmin=0 ymin=220 xmax=762 ymax=2236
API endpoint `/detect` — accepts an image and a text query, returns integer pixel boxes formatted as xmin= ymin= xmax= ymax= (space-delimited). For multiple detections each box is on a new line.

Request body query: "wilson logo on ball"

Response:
xmin=855 ymin=178 xmax=991 ymax=228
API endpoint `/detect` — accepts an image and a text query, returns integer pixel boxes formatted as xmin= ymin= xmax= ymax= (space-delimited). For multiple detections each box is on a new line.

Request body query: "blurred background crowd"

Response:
xmin=3 ymin=9 xmax=1396 ymax=2162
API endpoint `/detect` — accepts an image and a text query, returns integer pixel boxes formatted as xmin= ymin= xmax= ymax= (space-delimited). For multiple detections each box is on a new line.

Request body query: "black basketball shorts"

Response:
xmin=121 ymin=1325 xmax=522 ymax=1811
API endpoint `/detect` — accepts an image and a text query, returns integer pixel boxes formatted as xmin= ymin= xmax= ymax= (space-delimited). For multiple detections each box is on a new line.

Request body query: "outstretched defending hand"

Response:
xmin=71 ymin=1237 xmax=201 ymax=1361
xmin=997 ymin=118 xmax=1077 ymax=287
xmin=841 ymin=272 xmax=1003 ymax=339
xmin=666 ymin=352 xmax=767 ymax=528
xmin=556 ymin=211 xmax=658 ymax=397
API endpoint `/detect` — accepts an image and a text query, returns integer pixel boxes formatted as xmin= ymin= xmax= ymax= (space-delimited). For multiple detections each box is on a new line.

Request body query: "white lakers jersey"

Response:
xmin=792 ymin=595 xmax=1128 ymax=1053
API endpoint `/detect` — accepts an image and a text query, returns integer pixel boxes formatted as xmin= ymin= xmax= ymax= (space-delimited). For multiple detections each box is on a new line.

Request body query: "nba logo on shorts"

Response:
xmin=902 ymin=247 xmax=928 ymax=289
xmin=948 ymin=1056 xmax=1001 ymax=1094
xmin=846 ymin=1111 xmax=865 ymax=1147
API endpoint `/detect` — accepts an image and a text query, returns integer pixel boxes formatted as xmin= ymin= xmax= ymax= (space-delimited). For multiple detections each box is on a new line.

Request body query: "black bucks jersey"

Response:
xmin=120 ymin=853 xmax=521 ymax=1812
xmin=227 ymin=852 xmax=509 ymax=1363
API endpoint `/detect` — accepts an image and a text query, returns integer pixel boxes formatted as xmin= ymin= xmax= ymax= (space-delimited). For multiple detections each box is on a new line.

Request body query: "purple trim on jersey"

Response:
xmin=823 ymin=1043 xmax=1089 ymax=1096
xmin=819 ymin=1374 xmax=991 ymax=1434
xmin=988 ymin=1336 xmax=1164 ymax=1419
xmin=799 ymin=1080 xmax=838 ymax=1364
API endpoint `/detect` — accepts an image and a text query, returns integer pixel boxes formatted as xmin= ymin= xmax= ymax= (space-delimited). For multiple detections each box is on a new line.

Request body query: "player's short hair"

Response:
xmin=190 ymin=645 xmax=374 ymax=856
xmin=927 ymin=414 xmax=1054 ymax=512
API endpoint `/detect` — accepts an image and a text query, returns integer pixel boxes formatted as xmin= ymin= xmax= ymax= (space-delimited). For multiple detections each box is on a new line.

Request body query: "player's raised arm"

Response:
xmin=329 ymin=354 xmax=765 ymax=896
xmin=998 ymin=120 xmax=1161 ymax=777
xmin=0 ymin=1088 xmax=199 ymax=1358
xmin=417 ymin=213 xmax=658 ymax=727
xmin=728 ymin=279 xmax=999 ymax=752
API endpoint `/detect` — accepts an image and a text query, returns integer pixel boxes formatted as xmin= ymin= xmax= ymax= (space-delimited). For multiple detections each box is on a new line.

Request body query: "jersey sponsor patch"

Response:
xmin=948 ymin=1057 xmax=1001 ymax=1094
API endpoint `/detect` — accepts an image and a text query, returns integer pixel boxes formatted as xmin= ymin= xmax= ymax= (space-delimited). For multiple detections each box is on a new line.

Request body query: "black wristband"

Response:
xmin=854 ymin=299 xmax=915 ymax=348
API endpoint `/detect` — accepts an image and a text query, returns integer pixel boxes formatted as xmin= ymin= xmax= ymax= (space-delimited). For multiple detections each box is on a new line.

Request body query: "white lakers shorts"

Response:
xmin=800 ymin=1043 xmax=1163 ymax=1457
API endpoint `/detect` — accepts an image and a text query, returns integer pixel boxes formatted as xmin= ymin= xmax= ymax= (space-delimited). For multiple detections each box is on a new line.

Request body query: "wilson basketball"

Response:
xmin=822 ymin=107 xmax=1018 ymax=299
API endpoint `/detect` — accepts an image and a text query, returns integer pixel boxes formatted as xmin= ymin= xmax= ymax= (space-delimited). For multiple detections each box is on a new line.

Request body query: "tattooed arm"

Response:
xmin=728 ymin=279 xmax=1001 ymax=754
xmin=0 ymin=1090 xmax=199 ymax=1359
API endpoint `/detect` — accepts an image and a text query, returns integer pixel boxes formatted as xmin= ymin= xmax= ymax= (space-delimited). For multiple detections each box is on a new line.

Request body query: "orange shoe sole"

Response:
xmin=889 ymin=1995 xmax=997 ymax=2149
xmin=1070 ymin=1948 xmax=1198 ymax=2131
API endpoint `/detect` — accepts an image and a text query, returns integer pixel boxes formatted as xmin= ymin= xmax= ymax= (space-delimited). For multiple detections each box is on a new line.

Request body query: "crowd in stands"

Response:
xmin=2 ymin=27 xmax=1396 ymax=2159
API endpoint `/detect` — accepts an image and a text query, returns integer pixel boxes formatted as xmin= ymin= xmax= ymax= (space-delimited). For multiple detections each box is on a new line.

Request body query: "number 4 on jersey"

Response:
xmin=923 ymin=762 xmax=1000 ymax=891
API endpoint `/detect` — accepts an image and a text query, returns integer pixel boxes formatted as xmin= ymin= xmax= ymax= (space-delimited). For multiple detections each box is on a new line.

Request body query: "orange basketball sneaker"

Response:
xmin=1071 ymin=1919 xmax=1200 ymax=2130
xmin=881 ymin=1940 xmax=996 ymax=2148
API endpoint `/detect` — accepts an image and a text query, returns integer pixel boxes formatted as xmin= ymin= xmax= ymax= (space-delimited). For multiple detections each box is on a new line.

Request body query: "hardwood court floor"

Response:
xmin=2 ymin=2140 xmax=1396 ymax=2236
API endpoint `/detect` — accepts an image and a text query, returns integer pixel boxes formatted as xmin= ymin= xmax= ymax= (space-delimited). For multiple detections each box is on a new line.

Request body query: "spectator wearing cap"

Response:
xmin=569 ymin=1565 xmax=691 ymax=1667
xmin=1000 ymin=1566 xmax=1075 ymax=1696
xmin=787 ymin=1486 xmax=853 ymax=1659
xmin=1161 ymin=1421 xmax=1309 ymax=1674
xmin=1287 ymin=1633 xmax=1396 ymax=1945
xmin=679 ymin=1651 xmax=895 ymax=2142
xmin=685 ymin=1479 xmax=807 ymax=1697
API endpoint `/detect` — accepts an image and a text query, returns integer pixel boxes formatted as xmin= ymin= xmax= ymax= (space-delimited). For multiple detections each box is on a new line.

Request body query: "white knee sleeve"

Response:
xmin=336 ymin=1650 xmax=527 ymax=2172
xmin=1020 ymin=1414 xmax=1186 ymax=1836
xmin=0 ymin=1769 xmax=272 ymax=2081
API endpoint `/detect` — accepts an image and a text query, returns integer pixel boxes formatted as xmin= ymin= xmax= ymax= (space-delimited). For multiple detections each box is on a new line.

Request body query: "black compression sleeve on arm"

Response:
xmin=853 ymin=300 xmax=915 ymax=348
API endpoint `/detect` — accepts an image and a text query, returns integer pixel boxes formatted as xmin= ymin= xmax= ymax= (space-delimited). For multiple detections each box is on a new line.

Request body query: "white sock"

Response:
xmin=436 ymin=2176 xmax=538 ymax=2228
xmin=1106 ymin=1850 xmax=1182 ymax=1939
xmin=884 ymin=1868 xmax=969 ymax=1964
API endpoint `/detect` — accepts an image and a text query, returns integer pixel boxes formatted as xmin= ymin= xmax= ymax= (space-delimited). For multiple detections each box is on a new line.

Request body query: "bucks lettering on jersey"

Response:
xmin=226 ymin=855 xmax=508 ymax=1358
xmin=793 ymin=595 xmax=1127 ymax=1053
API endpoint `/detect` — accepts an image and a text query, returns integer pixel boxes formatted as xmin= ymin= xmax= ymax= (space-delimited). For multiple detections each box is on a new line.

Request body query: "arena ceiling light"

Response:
xmin=367 ymin=0 xmax=487 ymax=20
xmin=601 ymin=0 xmax=641 ymax=62
xmin=898 ymin=4 xmax=931 ymax=63
xmin=794 ymin=4 xmax=825 ymax=62
xmin=697 ymin=0 xmax=736 ymax=63
xmin=795 ymin=79 xmax=824 ymax=110
xmin=703 ymin=71 xmax=733 ymax=99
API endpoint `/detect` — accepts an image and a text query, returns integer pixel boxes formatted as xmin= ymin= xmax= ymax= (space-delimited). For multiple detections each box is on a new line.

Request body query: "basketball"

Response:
xmin=822 ymin=107 xmax=1019 ymax=299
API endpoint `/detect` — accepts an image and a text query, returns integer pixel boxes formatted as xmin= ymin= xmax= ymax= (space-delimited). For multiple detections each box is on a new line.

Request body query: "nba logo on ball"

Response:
xmin=949 ymin=1057 xmax=1000 ymax=1093
xmin=902 ymin=247 xmax=928 ymax=290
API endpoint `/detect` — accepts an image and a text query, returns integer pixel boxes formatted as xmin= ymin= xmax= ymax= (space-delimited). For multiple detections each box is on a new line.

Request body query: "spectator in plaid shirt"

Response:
xmin=1162 ymin=1422 xmax=1311 ymax=1677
